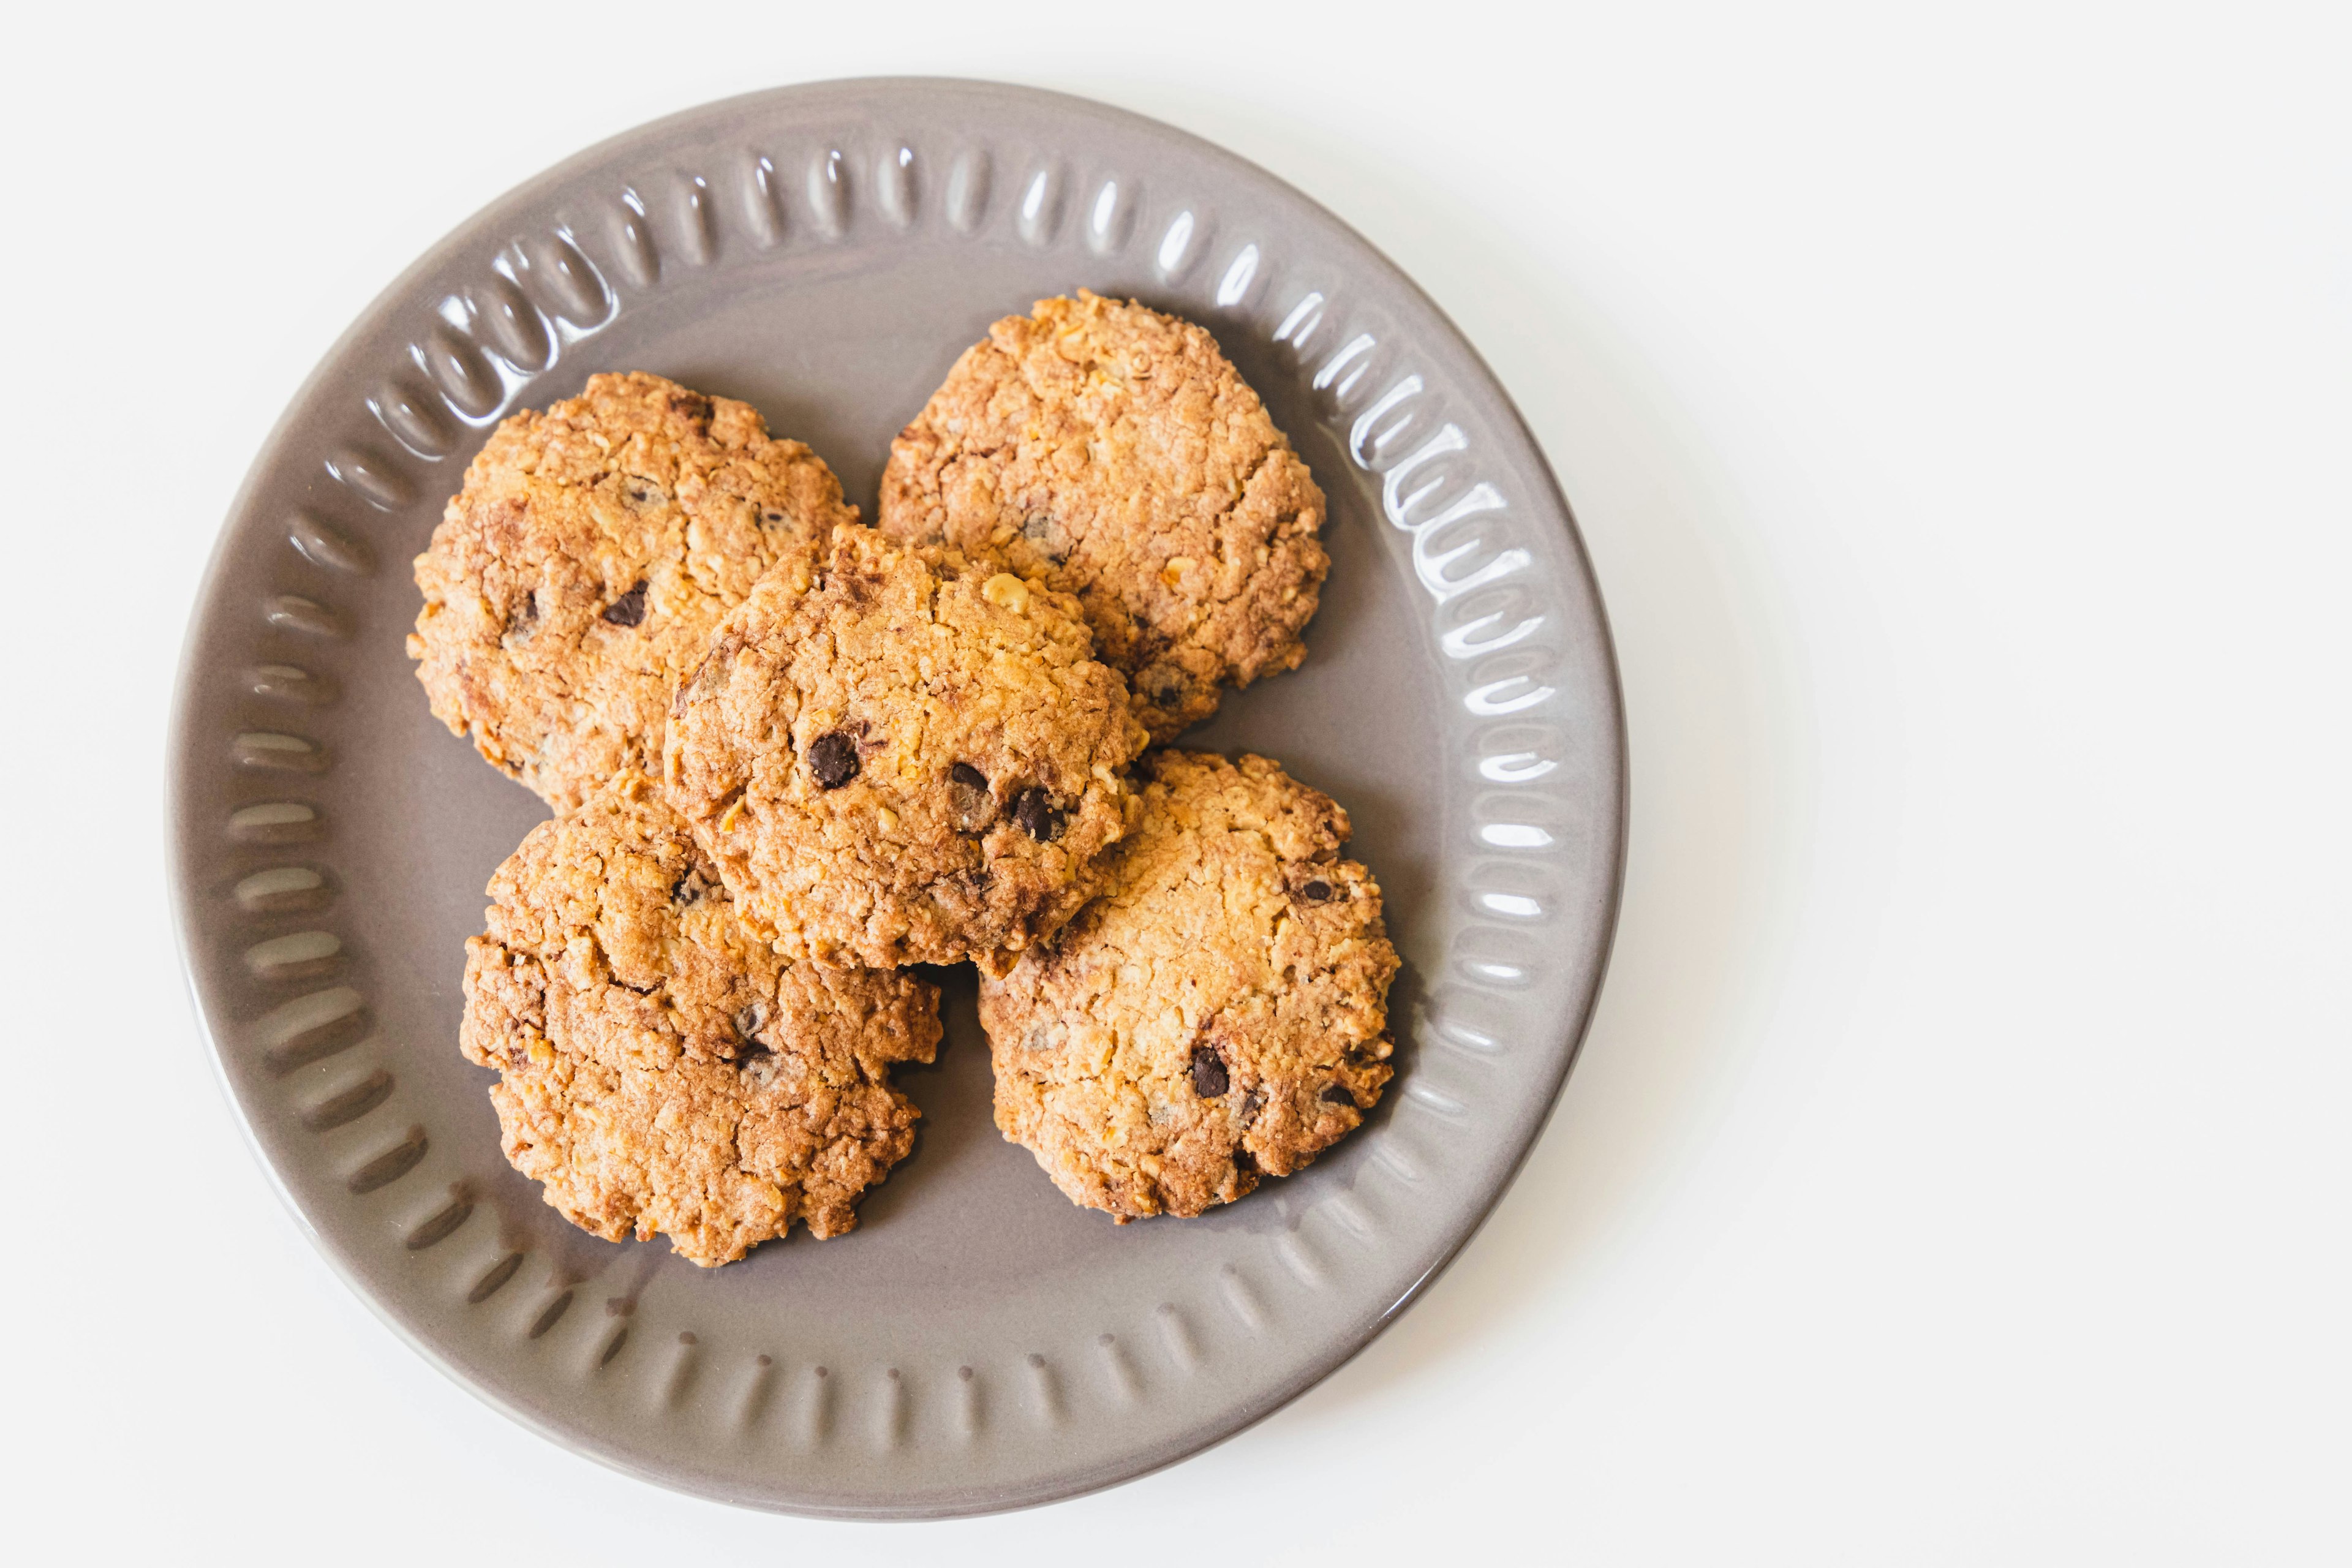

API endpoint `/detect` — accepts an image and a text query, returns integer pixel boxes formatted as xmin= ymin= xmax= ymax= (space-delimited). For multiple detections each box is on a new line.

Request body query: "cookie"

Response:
xmin=979 ymin=750 xmax=1397 ymax=1219
xmin=663 ymin=523 xmax=1149 ymax=970
xmin=879 ymin=291 xmax=1329 ymax=741
xmin=459 ymin=770 xmax=941 ymax=1265
xmin=409 ymin=371 xmax=857 ymax=813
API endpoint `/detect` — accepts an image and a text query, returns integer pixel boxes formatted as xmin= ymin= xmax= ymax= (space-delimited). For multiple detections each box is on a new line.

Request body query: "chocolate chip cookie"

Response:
xmin=979 ymin=750 xmax=1397 ymax=1220
xmin=459 ymin=770 xmax=941 ymax=1265
xmin=409 ymin=371 xmax=856 ymax=813
xmin=879 ymin=292 xmax=1329 ymax=741
xmin=663 ymin=524 xmax=1148 ymax=970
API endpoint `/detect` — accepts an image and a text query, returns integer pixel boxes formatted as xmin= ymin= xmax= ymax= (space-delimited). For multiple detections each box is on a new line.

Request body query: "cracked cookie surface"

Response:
xmin=979 ymin=750 xmax=1397 ymax=1219
xmin=459 ymin=771 xmax=941 ymax=1266
xmin=880 ymin=291 xmax=1328 ymax=741
xmin=663 ymin=524 xmax=1148 ymax=970
xmin=410 ymin=371 xmax=856 ymax=813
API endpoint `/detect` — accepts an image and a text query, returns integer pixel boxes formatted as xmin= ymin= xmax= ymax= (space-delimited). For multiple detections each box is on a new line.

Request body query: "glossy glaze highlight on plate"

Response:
xmin=167 ymin=77 xmax=1626 ymax=1518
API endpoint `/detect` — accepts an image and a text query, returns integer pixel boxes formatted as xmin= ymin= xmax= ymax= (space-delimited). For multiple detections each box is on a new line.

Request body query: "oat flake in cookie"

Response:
xmin=409 ymin=371 xmax=857 ymax=813
xmin=459 ymin=771 xmax=941 ymax=1267
xmin=880 ymin=291 xmax=1329 ymax=742
xmin=663 ymin=524 xmax=1148 ymax=970
xmin=979 ymin=750 xmax=1398 ymax=1220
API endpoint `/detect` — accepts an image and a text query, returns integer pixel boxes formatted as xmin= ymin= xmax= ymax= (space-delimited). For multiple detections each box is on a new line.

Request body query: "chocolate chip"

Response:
xmin=1189 ymin=1046 xmax=1229 ymax=1098
xmin=808 ymin=731 xmax=860 ymax=790
xmin=1320 ymin=1084 xmax=1355 ymax=1106
xmin=1020 ymin=513 xmax=1067 ymax=564
xmin=600 ymin=581 xmax=649 ymax=627
xmin=1012 ymin=787 xmax=1063 ymax=842
xmin=1231 ymin=1147 xmax=1257 ymax=1175
xmin=1300 ymin=879 xmax=1334 ymax=903
xmin=949 ymin=762 xmax=994 ymax=832
xmin=733 ymin=998 xmax=774 ymax=1069
xmin=668 ymin=391 xmax=713 ymax=423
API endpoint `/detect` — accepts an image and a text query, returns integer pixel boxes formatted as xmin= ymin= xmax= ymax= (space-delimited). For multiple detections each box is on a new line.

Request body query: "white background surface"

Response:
xmin=6 ymin=2 xmax=2344 ymax=1561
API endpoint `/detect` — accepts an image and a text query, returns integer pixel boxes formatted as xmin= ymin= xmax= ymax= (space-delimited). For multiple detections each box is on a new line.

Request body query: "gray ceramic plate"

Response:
xmin=168 ymin=78 xmax=1626 ymax=1518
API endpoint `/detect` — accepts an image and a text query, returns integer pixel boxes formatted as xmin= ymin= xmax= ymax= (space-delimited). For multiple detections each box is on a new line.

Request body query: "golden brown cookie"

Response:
xmin=662 ymin=524 xmax=1148 ymax=970
xmin=879 ymin=292 xmax=1329 ymax=741
xmin=979 ymin=750 xmax=1397 ymax=1220
xmin=459 ymin=771 xmax=941 ymax=1266
xmin=409 ymin=371 xmax=856 ymax=813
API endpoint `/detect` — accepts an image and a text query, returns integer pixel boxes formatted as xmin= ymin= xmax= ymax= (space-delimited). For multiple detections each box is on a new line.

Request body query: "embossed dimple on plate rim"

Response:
xmin=164 ymin=77 xmax=1627 ymax=1521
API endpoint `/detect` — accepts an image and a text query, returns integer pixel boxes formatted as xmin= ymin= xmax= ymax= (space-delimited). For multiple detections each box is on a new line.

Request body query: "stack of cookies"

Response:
xmin=411 ymin=292 xmax=1399 ymax=1266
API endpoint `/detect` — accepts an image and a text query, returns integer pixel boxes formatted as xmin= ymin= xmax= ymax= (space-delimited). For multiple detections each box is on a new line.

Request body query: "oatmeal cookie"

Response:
xmin=459 ymin=770 xmax=941 ymax=1265
xmin=409 ymin=371 xmax=856 ymax=812
xmin=979 ymin=750 xmax=1397 ymax=1219
xmin=663 ymin=524 xmax=1148 ymax=970
xmin=879 ymin=291 xmax=1328 ymax=741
